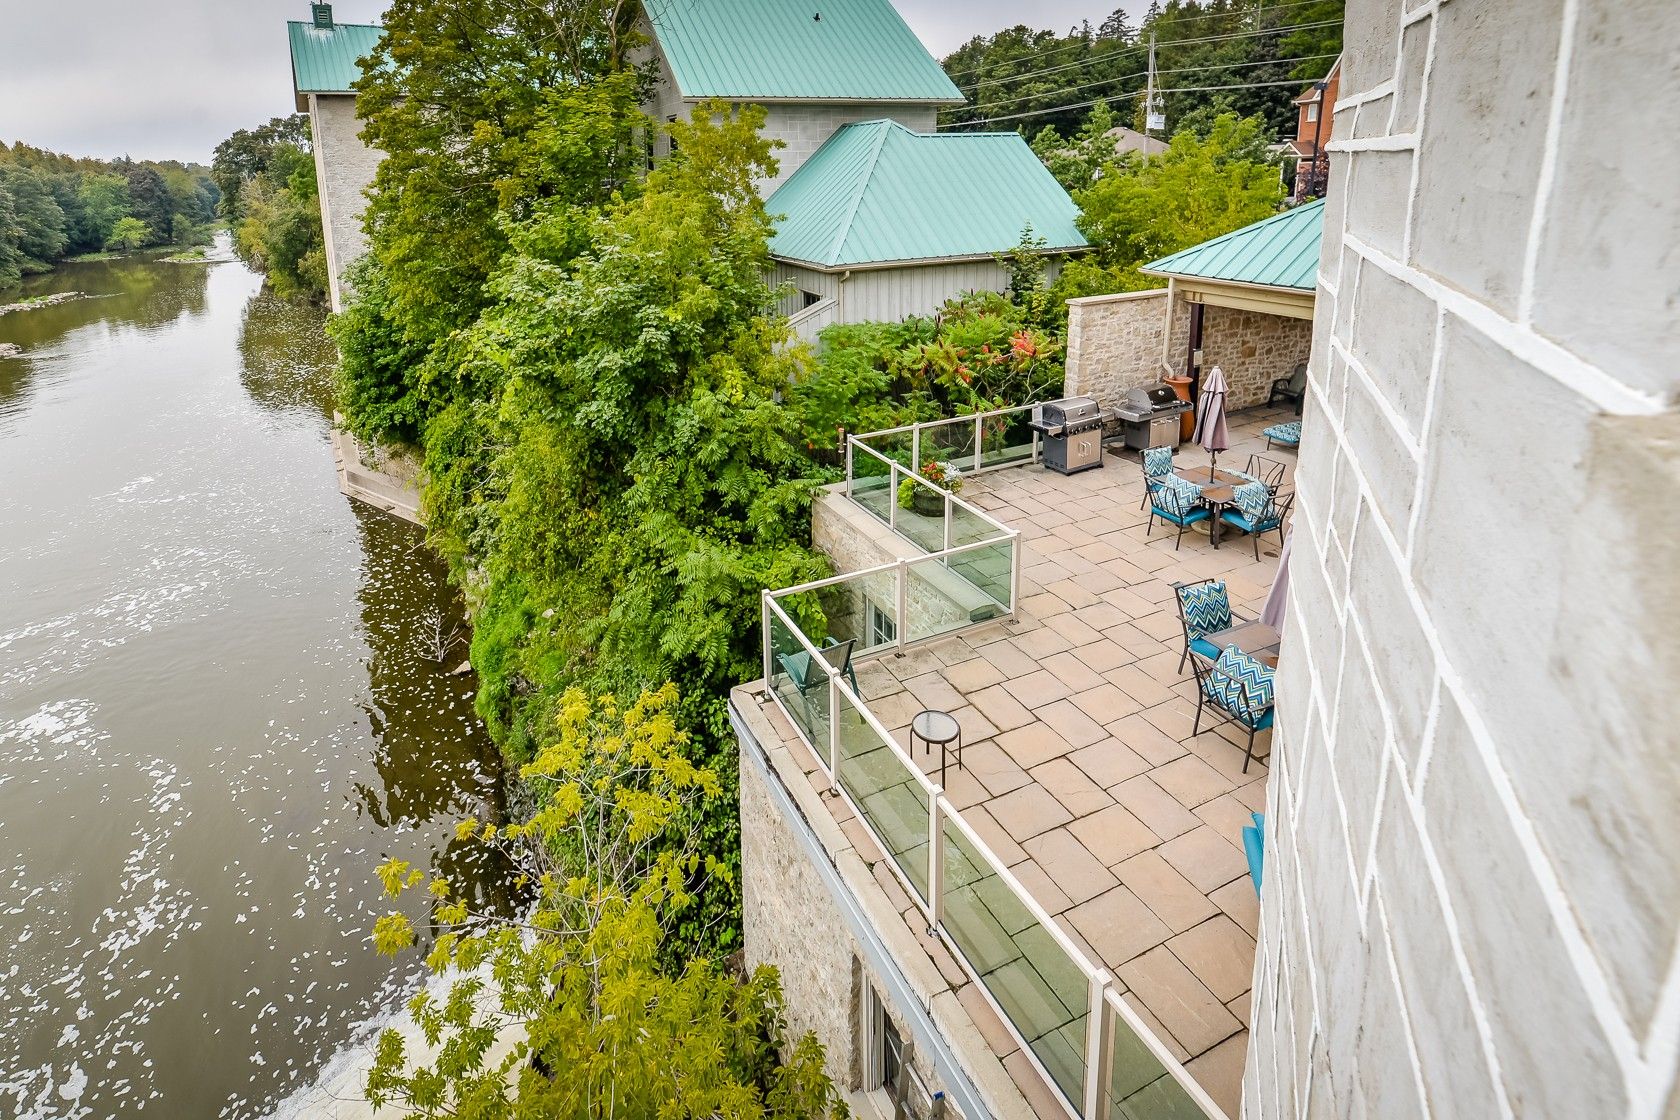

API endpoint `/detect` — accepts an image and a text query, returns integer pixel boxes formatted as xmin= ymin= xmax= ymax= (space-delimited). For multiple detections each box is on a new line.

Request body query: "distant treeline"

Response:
xmin=212 ymin=115 xmax=327 ymax=304
xmin=940 ymin=0 xmax=1343 ymax=140
xmin=0 ymin=142 xmax=220 ymax=287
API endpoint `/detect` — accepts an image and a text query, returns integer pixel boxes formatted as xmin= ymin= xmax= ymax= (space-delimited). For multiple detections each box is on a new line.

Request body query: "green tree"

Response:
xmin=0 ymin=181 xmax=23 ymax=287
xmin=76 ymin=173 xmax=132 ymax=251
xmin=369 ymin=685 xmax=844 ymax=1120
xmin=105 ymin=216 xmax=151 ymax=252
xmin=212 ymin=114 xmax=310 ymax=224
xmin=233 ymin=143 xmax=327 ymax=302
xmin=119 ymin=163 xmax=173 ymax=244
xmin=0 ymin=166 xmax=68 ymax=265
xmin=1057 ymin=111 xmax=1285 ymax=297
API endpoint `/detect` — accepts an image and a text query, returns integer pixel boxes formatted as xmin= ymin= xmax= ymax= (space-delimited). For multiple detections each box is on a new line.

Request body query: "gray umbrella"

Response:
xmin=1193 ymin=365 xmax=1231 ymax=481
xmin=1261 ymin=526 xmax=1293 ymax=628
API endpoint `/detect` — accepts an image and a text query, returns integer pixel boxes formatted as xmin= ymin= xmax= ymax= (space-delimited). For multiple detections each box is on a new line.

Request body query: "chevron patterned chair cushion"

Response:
xmin=1143 ymin=446 xmax=1175 ymax=477
xmin=1177 ymin=580 xmax=1232 ymax=639
xmin=1204 ymin=645 xmax=1275 ymax=717
xmin=1263 ymin=422 xmax=1302 ymax=446
xmin=1234 ymin=481 xmax=1272 ymax=524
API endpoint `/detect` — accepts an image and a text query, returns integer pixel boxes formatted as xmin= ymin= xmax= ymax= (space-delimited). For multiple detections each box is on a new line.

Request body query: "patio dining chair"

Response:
xmin=776 ymin=637 xmax=859 ymax=726
xmin=1172 ymin=578 xmax=1250 ymax=674
xmin=1268 ymin=363 xmax=1308 ymax=413
xmin=1146 ymin=478 xmax=1210 ymax=551
xmin=1138 ymin=445 xmax=1176 ymax=510
xmin=1244 ymin=454 xmax=1287 ymax=491
xmin=1190 ymin=644 xmax=1275 ymax=773
xmin=1219 ymin=486 xmax=1295 ymax=561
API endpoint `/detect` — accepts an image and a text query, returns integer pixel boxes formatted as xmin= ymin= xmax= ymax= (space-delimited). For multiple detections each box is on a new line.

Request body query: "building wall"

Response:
xmin=775 ymin=259 xmax=1041 ymax=333
xmin=307 ymin=93 xmax=382 ymax=313
xmin=1200 ymin=304 xmax=1313 ymax=411
xmin=1292 ymin=64 xmax=1339 ymax=200
xmin=1247 ymin=2 xmax=1680 ymax=1118
xmin=1064 ymin=289 xmax=1184 ymax=405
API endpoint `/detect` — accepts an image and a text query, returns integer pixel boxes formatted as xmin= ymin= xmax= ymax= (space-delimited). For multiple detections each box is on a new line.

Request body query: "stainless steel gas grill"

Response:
xmin=1030 ymin=396 xmax=1110 ymax=475
xmin=1111 ymin=385 xmax=1192 ymax=450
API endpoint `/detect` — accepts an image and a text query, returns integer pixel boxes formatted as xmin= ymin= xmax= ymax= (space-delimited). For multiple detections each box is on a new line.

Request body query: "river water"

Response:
xmin=0 ymin=242 xmax=504 ymax=1118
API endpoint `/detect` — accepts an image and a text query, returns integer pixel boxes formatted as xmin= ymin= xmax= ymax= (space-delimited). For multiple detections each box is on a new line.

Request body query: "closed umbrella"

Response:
xmin=1261 ymin=526 xmax=1292 ymax=628
xmin=1193 ymin=365 xmax=1230 ymax=481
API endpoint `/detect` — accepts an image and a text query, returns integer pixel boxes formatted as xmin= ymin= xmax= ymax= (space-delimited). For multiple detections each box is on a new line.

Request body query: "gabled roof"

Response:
xmin=1141 ymin=199 xmax=1324 ymax=292
xmin=288 ymin=20 xmax=382 ymax=102
xmin=646 ymin=0 xmax=962 ymax=103
xmin=766 ymin=120 xmax=1086 ymax=269
xmin=1292 ymin=56 xmax=1342 ymax=104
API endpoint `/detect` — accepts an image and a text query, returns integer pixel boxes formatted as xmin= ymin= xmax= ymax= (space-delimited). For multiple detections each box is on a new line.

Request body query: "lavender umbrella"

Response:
xmin=1193 ymin=365 xmax=1230 ymax=481
xmin=1261 ymin=526 xmax=1293 ymax=628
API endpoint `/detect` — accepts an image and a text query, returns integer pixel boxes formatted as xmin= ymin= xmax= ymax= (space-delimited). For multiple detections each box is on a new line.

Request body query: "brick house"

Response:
xmin=1287 ymin=56 xmax=1339 ymax=202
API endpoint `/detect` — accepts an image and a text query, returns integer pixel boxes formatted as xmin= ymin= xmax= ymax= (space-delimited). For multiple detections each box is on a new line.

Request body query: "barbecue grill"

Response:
xmin=1111 ymin=385 xmax=1192 ymax=450
xmin=1030 ymin=396 xmax=1109 ymax=475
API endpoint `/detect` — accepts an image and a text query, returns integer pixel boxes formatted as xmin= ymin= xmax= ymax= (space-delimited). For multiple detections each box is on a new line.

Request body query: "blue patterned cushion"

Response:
xmin=1142 ymin=446 xmax=1174 ymax=478
xmin=1204 ymin=645 xmax=1274 ymax=716
xmin=1165 ymin=475 xmax=1204 ymax=504
xmin=1178 ymin=581 xmax=1231 ymax=639
xmin=1264 ymin=422 xmax=1302 ymax=445
xmin=1234 ymin=481 xmax=1271 ymax=523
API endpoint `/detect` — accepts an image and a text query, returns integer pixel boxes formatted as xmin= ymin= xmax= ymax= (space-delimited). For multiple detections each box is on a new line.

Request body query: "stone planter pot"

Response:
xmin=1164 ymin=374 xmax=1195 ymax=441
xmin=910 ymin=489 xmax=945 ymax=517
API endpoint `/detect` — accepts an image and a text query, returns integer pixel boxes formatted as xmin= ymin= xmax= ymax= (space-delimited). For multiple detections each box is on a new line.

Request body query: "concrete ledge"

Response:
xmin=330 ymin=417 xmax=423 ymax=526
xmin=1065 ymin=288 xmax=1170 ymax=308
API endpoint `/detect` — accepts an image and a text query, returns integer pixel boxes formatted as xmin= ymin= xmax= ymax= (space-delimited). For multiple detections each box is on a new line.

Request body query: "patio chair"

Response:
xmin=1263 ymin=421 xmax=1302 ymax=451
xmin=1268 ymin=363 xmax=1308 ymax=412
xmin=1219 ymin=486 xmax=1295 ymax=561
xmin=1137 ymin=445 xmax=1175 ymax=510
xmin=1243 ymin=812 xmax=1265 ymax=895
xmin=776 ymin=637 xmax=859 ymax=726
xmin=1172 ymin=578 xmax=1250 ymax=674
xmin=1146 ymin=478 xmax=1210 ymax=551
xmin=1244 ymin=454 xmax=1287 ymax=492
xmin=1190 ymin=645 xmax=1275 ymax=773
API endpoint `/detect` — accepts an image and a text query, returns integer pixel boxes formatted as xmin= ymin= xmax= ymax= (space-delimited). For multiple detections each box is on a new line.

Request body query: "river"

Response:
xmin=0 ymin=242 xmax=505 ymax=1118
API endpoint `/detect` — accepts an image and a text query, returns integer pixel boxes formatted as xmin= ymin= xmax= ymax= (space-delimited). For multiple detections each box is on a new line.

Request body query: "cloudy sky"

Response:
xmin=1 ymin=1 xmax=1141 ymax=165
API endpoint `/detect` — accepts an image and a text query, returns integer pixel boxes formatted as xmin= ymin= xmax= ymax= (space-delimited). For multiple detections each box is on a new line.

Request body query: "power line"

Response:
xmin=959 ymin=76 xmax=1332 ymax=128
xmin=952 ymin=19 xmax=1341 ymax=95
xmin=965 ymin=53 xmax=1338 ymax=117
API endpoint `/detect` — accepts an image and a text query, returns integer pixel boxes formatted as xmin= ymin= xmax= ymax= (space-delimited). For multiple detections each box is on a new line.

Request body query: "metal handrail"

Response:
xmin=759 ymin=582 xmax=1226 ymax=1120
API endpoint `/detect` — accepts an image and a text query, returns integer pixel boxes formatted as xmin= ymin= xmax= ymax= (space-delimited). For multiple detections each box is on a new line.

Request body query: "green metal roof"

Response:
xmin=646 ymin=0 xmax=961 ymax=102
xmin=767 ymin=121 xmax=1087 ymax=268
xmin=287 ymin=20 xmax=382 ymax=95
xmin=1142 ymin=199 xmax=1325 ymax=291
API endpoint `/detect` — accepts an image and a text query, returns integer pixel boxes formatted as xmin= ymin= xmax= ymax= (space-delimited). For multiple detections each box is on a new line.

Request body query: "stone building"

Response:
xmin=286 ymin=6 xmax=382 ymax=313
xmin=1247 ymin=0 xmax=1680 ymax=1116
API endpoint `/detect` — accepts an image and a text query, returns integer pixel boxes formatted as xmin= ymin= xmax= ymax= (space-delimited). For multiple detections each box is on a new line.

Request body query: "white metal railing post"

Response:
xmin=1010 ymin=531 xmax=1023 ymax=616
xmin=912 ymin=424 xmax=921 ymax=474
xmin=926 ymin=790 xmax=945 ymax=930
xmin=895 ymin=559 xmax=909 ymax=649
xmin=888 ymin=463 xmax=899 ymax=530
xmin=828 ymin=668 xmax=842 ymax=784
xmin=1084 ymin=970 xmax=1117 ymax=1118
xmin=973 ymin=414 xmax=983 ymax=474
xmin=844 ymin=434 xmax=853 ymax=500
xmin=1032 ymin=429 xmax=1041 ymax=464
xmin=761 ymin=592 xmax=774 ymax=685
xmin=942 ymin=491 xmax=952 ymax=561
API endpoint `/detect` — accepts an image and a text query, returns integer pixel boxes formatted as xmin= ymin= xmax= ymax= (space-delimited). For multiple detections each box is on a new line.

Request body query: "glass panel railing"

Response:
xmin=947 ymin=540 xmax=1013 ymax=618
xmin=1106 ymin=992 xmax=1215 ymax=1120
xmin=979 ymin=409 xmax=1038 ymax=471
xmin=808 ymin=571 xmax=899 ymax=659
xmin=835 ymin=689 xmax=931 ymax=901
xmin=942 ymin=819 xmax=1090 ymax=1109
xmin=893 ymin=472 xmax=948 ymax=554
xmin=851 ymin=447 xmax=896 ymax=526
xmin=920 ymin=415 xmax=978 ymax=470
xmin=904 ymin=552 xmax=1004 ymax=643
xmin=766 ymin=607 xmax=831 ymax=754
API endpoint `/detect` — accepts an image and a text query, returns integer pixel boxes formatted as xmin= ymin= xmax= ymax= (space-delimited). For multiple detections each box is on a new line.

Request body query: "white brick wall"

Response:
xmin=1248 ymin=1 xmax=1680 ymax=1117
xmin=307 ymin=93 xmax=382 ymax=313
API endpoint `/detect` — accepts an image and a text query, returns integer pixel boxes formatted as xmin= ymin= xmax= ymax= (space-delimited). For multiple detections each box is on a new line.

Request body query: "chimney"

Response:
xmin=311 ymin=3 xmax=334 ymax=29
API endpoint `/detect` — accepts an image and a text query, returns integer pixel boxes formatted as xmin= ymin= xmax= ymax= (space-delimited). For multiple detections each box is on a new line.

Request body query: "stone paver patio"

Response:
xmin=758 ymin=405 xmax=1297 ymax=1117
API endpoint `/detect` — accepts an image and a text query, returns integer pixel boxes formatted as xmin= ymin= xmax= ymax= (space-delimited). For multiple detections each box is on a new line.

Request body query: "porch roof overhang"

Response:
xmin=1165 ymin=275 xmax=1316 ymax=320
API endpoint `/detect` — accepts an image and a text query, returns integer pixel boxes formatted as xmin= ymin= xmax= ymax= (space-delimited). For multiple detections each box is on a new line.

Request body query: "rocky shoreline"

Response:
xmin=0 ymin=290 xmax=86 ymax=318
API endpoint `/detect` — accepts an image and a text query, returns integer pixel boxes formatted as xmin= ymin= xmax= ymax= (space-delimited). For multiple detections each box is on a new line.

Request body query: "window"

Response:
xmin=1305 ymin=102 xmax=1320 ymax=123
xmin=865 ymin=600 xmax=897 ymax=648
xmin=864 ymin=987 xmax=945 ymax=1119
xmin=801 ymin=289 xmax=824 ymax=310
xmin=667 ymin=115 xmax=679 ymax=155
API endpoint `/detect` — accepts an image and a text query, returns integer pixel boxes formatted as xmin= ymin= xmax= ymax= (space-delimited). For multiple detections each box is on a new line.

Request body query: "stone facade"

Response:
xmin=307 ymin=93 xmax=382 ymax=313
xmin=1246 ymin=2 xmax=1680 ymax=1118
xmin=1064 ymin=290 xmax=1309 ymax=412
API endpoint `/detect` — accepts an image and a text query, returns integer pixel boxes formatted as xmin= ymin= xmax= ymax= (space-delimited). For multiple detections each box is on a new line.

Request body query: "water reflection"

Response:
xmin=0 ymin=245 xmax=503 ymax=1118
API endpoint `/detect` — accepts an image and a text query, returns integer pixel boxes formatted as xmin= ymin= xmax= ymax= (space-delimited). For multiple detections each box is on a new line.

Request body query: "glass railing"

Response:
xmin=759 ymin=588 xmax=1228 ymax=1120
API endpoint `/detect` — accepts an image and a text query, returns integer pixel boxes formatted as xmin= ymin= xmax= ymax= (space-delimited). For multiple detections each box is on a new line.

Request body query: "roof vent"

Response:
xmin=311 ymin=3 xmax=334 ymax=29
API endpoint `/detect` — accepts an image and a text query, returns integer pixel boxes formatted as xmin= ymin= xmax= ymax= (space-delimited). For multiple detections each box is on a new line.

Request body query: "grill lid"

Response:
xmin=1039 ymin=396 xmax=1103 ymax=427
xmin=1124 ymin=385 xmax=1183 ymax=411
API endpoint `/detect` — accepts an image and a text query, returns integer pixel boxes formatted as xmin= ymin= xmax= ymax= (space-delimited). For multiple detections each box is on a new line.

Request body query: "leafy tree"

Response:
xmin=0 ymin=166 xmax=67 ymax=265
xmin=233 ymin=143 xmax=327 ymax=301
xmin=105 ymin=216 xmax=150 ymax=252
xmin=0 ymin=182 xmax=23 ymax=287
xmin=76 ymin=174 xmax=131 ymax=251
xmin=1057 ymin=112 xmax=1285 ymax=297
xmin=212 ymin=114 xmax=310 ymax=223
xmin=369 ymin=684 xmax=844 ymax=1119
xmin=1031 ymin=100 xmax=1137 ymax=192
xmin=119 ymin=163 xmax=173 ymax=244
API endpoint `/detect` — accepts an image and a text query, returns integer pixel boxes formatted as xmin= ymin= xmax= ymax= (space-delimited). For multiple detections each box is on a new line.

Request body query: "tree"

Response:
xmin=368 ymin=685 xmax=844 ymax=1119
xmin=76 ymin=173 xmax=131 ymax=251
xmin=1056 ymin=112 xmax=1285 ymax=297
xmin=0 ymin=166 xmax=68 ymax=265
xmin=119 ymin=163 xmax=173 ymax=244
xmin=233 ymin=143 xmax=327 ymax=301
xmin=212 ymin=114 xmax=310 ymax=224
xmin=105 ymin=216 xmax=151 ymax=252
xmin=0 ymin=182 xmax=23 ymax=287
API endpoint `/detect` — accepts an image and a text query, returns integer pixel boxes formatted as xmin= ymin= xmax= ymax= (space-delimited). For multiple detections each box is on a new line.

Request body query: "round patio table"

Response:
xmin=910 ymin=709 xmax=963 ymax=788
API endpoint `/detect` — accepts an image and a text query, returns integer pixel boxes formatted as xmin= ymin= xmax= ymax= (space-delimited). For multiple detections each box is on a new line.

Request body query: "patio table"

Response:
xmin=1173 ymin=467 xmax=1253 ymax=548
xmin=1198 ymin=621 xmax=1282 ymax=668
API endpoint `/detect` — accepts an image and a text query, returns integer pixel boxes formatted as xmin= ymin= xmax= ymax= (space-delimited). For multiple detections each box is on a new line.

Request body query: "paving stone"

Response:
xmin=1021 ymin=830 xmax=1119 ymax=906
xmin=995 ymin=721 xmax=1076 ymax=770
xmin=1067 ymin=803 xmax=1161 ymax=867
xmin=1001 ymin=668 xmax=1074 ymax=709
xmin=1069 ymin=682 xmax=1144 ymax=725
xmin=902 ymin=671 xmax=966 ymax=714
xmin=1039 ymin=649 xmax=1107 ymax=693
xmin=1118 ymin=946 xmax=1243 ymax=1058
xmin=1113 ymin=775 xmax=1202 ymax=841
xmin=1151 ymin=753 xmax=1237 ymax=809
xmin=963 ymin=803 xmax=1029 ymax=868
xmin=1209 ymin=878 xmax=1261 ymax=941
xmin=1067 ymin=884 xmax=1174 ymax=968
xmin=959 ymin=739 xmax=1032 ymax=798
xmin=955 ymin=981 xmax=1023 ymax=1062
xmin=1071 ymin=638 xmax=1134 ymax=673
xmin=942 ymin=657 xmax=1005 ymax=694
xmin=1027 ymin=758 xmax=1113 ymax=820
xmin=989 ymin=783 xmax=1075 ymax=842
xmin=1107 ymin=713 xmax=1190 ymax=767
xmin=1168 ymin=914 xmax=1259 ymax=1003
xmin=1012 ymin=625 xmax=1074 ymax=660
xmin=1185 ymin=1030 xmax=1250 ymax=1120
xmin=1035 ymin=698 xmax=1109 ymax=749
xmin=1067 ymin=738 xmax=1151 ymax=789
xmin=965 ymin=683 xmax=1035 ymax=734
xmin=975 ymin=637 xmax=1040 ymax=678
xmin=1116 ymin=850 xmax=1219 ymax=933
xmin=1158 ymin=825 xmax=1250 ymax=896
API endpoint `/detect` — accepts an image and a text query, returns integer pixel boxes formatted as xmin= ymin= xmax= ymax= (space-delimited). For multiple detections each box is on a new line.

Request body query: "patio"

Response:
xmin=752 ymin=404 xmax=1297 ymax=1116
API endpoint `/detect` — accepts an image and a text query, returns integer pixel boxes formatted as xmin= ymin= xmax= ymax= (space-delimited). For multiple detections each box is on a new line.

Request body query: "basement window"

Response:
xmin=801 ymin=289 xmax=824 ymax=309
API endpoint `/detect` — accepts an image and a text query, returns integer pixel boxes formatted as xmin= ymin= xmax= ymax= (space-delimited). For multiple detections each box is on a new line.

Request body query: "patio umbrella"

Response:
xmin=1261 ymin=526 xmax=1293 ymax=628
xmin=1193 ymin=365 xmax=1231 ymax=481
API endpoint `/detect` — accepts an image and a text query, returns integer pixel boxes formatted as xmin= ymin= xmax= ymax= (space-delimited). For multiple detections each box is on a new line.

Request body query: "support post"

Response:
xmin=1010 ymin=532 xmax=1023 ymax=616
xmin=843 ymin=432 xmax=852 ymax=500
xmin=943 ymin=492 xmax=952 ymax=560
xmin=927 ymin=789 xmax=944 ymax=929
xmin=761 ymin=593 xmax=773 ymax=687
xmin=1083 ymin=970 xmax=1116 ymax=1119
xmin=889 ymin=463 xmax=899 ymax=530
xmin=973 ymin=414 xmax=983 ymax=474
xmin=912 ymin=424 xmax=921 ymax=476
xmin=895 ymin=559 xmax=909 ymax=649
xmin=828 ymin=669 xmax=841 ymax=784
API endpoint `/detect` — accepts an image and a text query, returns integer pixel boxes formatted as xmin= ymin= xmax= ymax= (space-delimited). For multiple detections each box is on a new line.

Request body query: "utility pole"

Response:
xmin=1307 ymin=79 xmax=1328 ymax=198
xmin=1143 ymin=31 xmax=1165 ymax=138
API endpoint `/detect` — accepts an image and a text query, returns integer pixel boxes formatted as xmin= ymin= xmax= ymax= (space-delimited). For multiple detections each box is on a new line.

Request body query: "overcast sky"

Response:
xmin=0 ymin=1 xmax=1142 ymax=165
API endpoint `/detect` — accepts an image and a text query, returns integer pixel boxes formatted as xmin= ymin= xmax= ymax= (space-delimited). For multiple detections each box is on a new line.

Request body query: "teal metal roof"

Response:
xmin=647 ymin=0 xmax=961 ymax=102
xmin=767 ymin=121 xmax=1087 ymax=268
xmin=1142 ymin=199 xmax=1325 ymax=291
xmin=287 ymin=20 xmax=382 ymax=95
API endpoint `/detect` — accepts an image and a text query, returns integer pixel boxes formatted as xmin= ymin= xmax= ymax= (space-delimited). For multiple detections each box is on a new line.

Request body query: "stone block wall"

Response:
xmin=1063 ymin=289 xmax=1185 ymax=405
xmin=307 ymin=93 xmax=383 ymax=313
xmin=1200 ymin=305 xmax=1313 ymax=411
xmin=1246 ymin=2 xmax=1680 ymax=1118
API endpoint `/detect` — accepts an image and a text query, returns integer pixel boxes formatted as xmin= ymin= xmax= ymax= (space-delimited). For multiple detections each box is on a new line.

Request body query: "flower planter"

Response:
xmin=910 ymin=489 xmax=944 ymax=517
